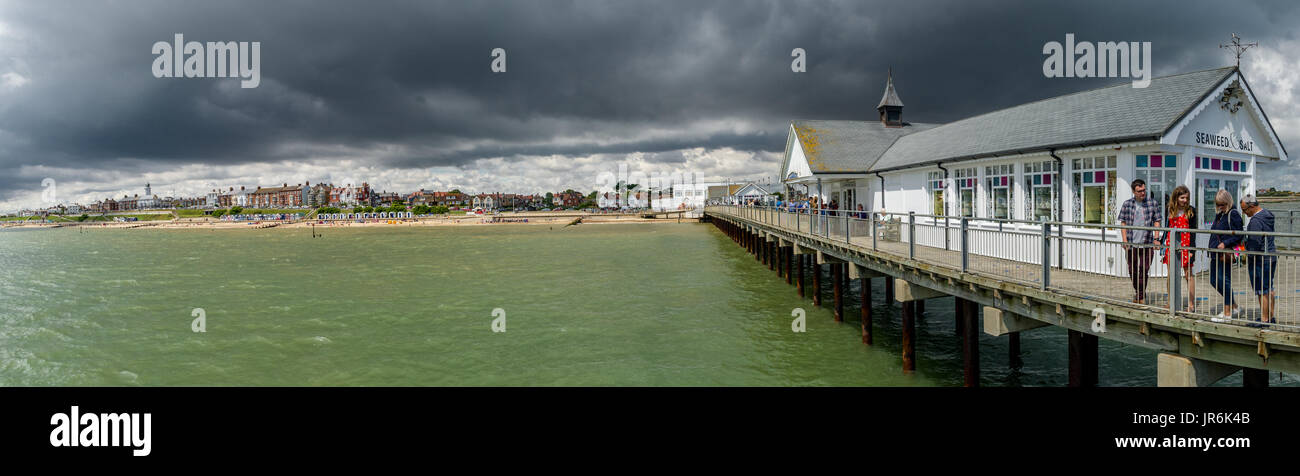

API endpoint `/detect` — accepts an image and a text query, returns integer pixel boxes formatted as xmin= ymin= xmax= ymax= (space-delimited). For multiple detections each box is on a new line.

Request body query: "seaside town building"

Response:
xmin=471 ymin=194 xmax=496 ymax=210
xmin=779 ymin=66 xmax=1287 ymax=277
xmin=554 ymin=191 xmax=584 ymax=208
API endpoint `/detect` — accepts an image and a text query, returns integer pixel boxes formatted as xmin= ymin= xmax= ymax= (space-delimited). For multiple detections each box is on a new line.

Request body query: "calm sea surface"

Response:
xmin=0 ymin=221 xmax=1295 ymax=386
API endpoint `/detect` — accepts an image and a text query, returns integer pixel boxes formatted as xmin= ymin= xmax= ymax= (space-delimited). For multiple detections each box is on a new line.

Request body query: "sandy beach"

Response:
xmin=1 ymin=211 xmax=694 ymax=230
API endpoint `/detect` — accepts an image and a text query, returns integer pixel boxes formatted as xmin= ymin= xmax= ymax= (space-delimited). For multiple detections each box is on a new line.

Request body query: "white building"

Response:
xmin=231 ymin=186 xmax=254 ymax=207
xmin=472 ymin=194 xmax=496 ymax=210
xmin=780 ymin=66 xmax=1287 ymax=277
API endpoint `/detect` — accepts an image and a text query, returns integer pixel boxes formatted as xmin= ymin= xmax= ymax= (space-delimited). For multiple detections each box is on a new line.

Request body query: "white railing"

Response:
xmin=706 ymin=204 xmax=1300 ymax=332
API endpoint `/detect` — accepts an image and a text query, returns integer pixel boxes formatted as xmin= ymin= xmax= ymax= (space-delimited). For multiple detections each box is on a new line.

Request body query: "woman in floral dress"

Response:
xmin=1162 ymin=185 xmax=1197 ymax=312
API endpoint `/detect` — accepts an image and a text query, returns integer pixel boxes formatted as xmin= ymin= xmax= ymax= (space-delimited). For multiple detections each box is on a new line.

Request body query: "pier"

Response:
xmin=705 ymin=205 xmax=1300 ymax=387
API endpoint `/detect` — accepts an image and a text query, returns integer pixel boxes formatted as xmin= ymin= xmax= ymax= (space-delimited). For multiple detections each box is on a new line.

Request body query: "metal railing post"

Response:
xmin=1041 ymin=221 xmax=1051 ymax=290
xmin=908 ymin=212 xmax=916 ymax=260
xmin=944 ymin=216 xmax=950 ymax=251
xmin=961 ymin=217 xmax=969 ymax=273
xmin=1170 ymin=230 xmax=1181 ymax=316
xmin=844 ymin=211 xmax=849 ymax=243
xmin=872 ymin=213 xmax=878 ymax=250
xmin=822 ymin=208 xmax=828 ymax=238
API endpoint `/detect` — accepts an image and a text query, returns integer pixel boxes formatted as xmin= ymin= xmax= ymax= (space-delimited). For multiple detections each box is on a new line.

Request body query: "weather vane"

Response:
xmin=1219 ymin=33 xmax=1257 ymax=68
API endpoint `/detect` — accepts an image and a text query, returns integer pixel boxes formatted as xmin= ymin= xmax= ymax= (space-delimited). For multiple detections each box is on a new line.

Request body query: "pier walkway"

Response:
xmin=705 ymin=205 xmax=1300 ymax=386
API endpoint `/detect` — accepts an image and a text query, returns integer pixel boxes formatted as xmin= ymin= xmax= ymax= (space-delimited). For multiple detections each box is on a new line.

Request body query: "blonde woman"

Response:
xmin=1207 ymin=189 xmax=1244 ymax=321
xmin=1161 ymin=185 xmax=1196 ymax=312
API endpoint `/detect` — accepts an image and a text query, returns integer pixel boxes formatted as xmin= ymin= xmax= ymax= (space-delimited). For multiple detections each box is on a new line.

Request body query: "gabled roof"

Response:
xmin=791 ymin=119 xmax=939 ymax=173
xmin=870 ymin=66 xmax=1239 ymax=172
xmin=733 ymin=182 xmax=770 ymax=196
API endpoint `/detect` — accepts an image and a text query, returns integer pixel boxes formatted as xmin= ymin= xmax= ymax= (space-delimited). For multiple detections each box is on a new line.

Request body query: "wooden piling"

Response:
xmin=884 ymin=278 xmax=894 ymax=307
xmin=759 ymin=241 xmax=769 ymax=271
xmin=861 ymin=277 xmax=872 ymax=345
xmin=1068 ymin=330 xmax=1099 ymax=387
xmin=1243 ymin=368 xmax=1269 ymax=387
xmin=812 ymin=262 xmax=822 ymax=307
xmin=902 ymin=301 xmax=916 ymax=373
xmin=962 ymin=298 xmax=980 ymax=387
xmin=916 ymin=299 xmax=925 ymax=316
xmin=1008 ymin=332 xmax=1022 ymax=369
xmin=769 ymin=243 xmax=780 ymax=277
xmin=954 ymin=297 xmax=965 ymax=336
xmin=832 ymin=263 xmax=843 ymax=322
xmin=785 ymin=247 xmax=793 ymax=285
xmin=796 ymin=254 xmax=805 ymax=298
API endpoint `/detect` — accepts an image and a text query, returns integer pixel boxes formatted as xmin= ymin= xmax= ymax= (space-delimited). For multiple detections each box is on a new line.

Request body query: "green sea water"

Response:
xmin=0 ymin=222 xmax=1295 ymax=386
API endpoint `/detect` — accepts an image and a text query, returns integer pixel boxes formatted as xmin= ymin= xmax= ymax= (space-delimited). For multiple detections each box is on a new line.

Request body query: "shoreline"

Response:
xmin=1 ymin=212 xmax=697 ymax=230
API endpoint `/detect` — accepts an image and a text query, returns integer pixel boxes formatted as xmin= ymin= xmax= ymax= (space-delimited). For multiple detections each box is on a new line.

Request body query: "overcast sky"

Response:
xmin=1 ymin=0 xmax=1298 ymax=212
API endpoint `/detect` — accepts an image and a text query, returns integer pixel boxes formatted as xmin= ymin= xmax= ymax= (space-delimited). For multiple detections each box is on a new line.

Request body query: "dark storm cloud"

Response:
xmin=1 ymin=0 xmax=1299 ymax=203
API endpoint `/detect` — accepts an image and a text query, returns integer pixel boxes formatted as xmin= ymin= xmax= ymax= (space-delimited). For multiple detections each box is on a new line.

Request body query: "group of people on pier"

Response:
xmin=1118 ymin=178 xmax=1277 ymax=325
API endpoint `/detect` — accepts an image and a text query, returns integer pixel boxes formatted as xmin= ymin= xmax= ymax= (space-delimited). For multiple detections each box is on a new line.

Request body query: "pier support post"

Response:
xmin=1068 ymin=330 xmax=1098 ymax=387
xmin=767 ymin=241 xmax=774 ymax=270
xmin=775 ymin=243 xmax=782 ymax=277
xmin=961 ymin=299 xmax=980 ymax=387
xmin=917 ymin=299 xmax=925 ymax=316
xmin=901 ymin=301 xmax=917 ymax=373
xmin=884 ymin=278 xmax=894 ymax=308
xmin=812 ymin=262 xmax=822 ymax=307
xmin=1008 ymin=332 xmax=1022 ymax=369
xmin=785 ymin=247 xmax=793 ymax=285
xmin=796 ymin=254 xmax=805 ymax=298
xmin=955 ymin=297 xmax=965 ymax=336
xmin=832 ymin=263 xmax=843 ymax=322
xmin=861 ymin=277 xmax=872 ymax=345
xmin=1243 ymin=368 xmax=1269 ymax=388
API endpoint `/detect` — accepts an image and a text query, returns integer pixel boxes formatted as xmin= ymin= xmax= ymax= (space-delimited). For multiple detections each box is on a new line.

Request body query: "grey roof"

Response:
xmin=792 ymin=120 xmax=938 ymax=173
xmin=877 ymin=70 xmax=904 ymax=109
xmin=868 ymin=66 xmax=1237 ymax=172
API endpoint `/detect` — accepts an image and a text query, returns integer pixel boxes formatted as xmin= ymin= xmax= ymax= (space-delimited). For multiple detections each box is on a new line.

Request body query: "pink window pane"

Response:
xmin=1043 ymin=175 xmax=1051 ymax=185
xmin=1151 ymin=155 xmax=1162 ymax=168
xmin=1094 ymin=171 xmax=1105 ymax=183
xmin=1001 ymin=176 xmax=1008 ymax=186
xmin=1211 ymin=158 xmax=1220 ymax=169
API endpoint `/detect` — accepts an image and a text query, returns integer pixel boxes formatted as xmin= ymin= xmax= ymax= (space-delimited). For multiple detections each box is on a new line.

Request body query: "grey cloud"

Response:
xmin=1 ymin=0 xmax=1299 ymax=210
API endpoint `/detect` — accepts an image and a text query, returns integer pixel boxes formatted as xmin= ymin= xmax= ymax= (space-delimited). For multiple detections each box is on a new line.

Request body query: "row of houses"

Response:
xmin=22 ymin=182 xmax=610 ymax=216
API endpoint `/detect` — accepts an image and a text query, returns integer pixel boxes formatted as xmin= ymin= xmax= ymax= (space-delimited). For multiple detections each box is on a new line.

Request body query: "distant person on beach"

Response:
xmin=1208 ymin=189 xmax=1244 ymax=321
xmin=1118 ymin=179 xmax=1163 ymax=304
xmin=1241 ymin=194 xmax=1276 ymax=326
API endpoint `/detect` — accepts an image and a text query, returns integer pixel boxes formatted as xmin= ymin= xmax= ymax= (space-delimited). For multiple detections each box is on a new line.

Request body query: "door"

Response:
xmin=1193 ymin=175 xmax=1242 ymax=273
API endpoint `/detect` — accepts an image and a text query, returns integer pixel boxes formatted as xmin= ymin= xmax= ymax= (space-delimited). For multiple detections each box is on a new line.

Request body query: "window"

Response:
xmin=1195 ymin=155 xmax=1248 ymax=173
xmin=1071 ymin=155 xmax=1117 ymax=224
xmin=954 ymin=167 xmax=977 ymax=217
xmin=984 ymin=164 xmax=1014 ymax=219
xmin=927 ymin=171 xmax=946 ymax=216
xmin=1135 ymin=154 xmax=1177 ymax=214
xmin=1023 ymin=160 xmax=1059 ymax=221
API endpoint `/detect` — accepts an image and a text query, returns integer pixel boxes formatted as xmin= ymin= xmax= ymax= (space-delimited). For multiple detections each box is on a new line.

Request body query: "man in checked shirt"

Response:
xmin=1119 ymin=179 xmax=1165 ymax=304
